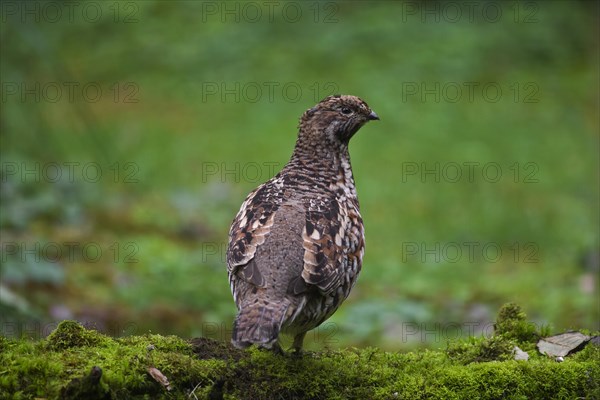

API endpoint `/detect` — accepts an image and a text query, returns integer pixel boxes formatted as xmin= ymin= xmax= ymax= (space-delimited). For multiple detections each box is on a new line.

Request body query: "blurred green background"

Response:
xmin=1 ymin=1 xmax=598 ymax=350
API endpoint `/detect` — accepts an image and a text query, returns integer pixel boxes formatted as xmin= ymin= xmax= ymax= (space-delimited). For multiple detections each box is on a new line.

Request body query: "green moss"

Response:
xmin=494 ymin=302 xmax=542 ymax=344
xmin=45 ymin=320 xmax=108 ymax=351
xmin=0 ymin=326 xmax=230 ymax=399
xmin=447 ymin=335 xmax=515 ymax=364
xmin=571 ymin=342 xmax=600 ymax=363
xmin=1 ymin=304 xmax=598 ymax=399
xmin=446 ymin=302 xmax=554 ymax=365
xmin=59 ymin=366 xmax=111 ymax=400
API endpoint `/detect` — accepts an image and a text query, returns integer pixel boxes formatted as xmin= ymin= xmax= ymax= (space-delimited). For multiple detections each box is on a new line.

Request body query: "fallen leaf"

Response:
xmin=147 ymin=367 xmax=172 ymax=391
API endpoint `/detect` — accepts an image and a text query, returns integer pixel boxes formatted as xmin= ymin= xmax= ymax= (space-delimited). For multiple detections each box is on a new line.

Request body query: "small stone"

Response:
xmin=556 ymin=356 xmax=564 ymax=362
xmin=513 ymin=346 xmax=529 ymax=361
xmin=537 ymin=332 xmax=591 ymax=357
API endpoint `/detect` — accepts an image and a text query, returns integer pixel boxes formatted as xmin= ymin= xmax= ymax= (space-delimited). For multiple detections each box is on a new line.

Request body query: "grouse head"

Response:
xmin=299 ymin=95 xmax=379 ymax=145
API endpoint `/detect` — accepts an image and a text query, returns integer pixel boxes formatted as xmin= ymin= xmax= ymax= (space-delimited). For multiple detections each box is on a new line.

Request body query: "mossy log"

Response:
xmin=1 ymin=304 xmax=598 ymax=399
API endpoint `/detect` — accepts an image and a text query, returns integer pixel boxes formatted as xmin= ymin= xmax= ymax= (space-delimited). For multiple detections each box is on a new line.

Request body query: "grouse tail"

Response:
xmin=231 ymin=300 xmax=290 ymax=349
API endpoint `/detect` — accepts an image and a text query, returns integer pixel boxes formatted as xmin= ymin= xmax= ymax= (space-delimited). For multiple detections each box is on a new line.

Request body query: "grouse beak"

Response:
xmin=367 ymin=111 xmax=380 ymax=121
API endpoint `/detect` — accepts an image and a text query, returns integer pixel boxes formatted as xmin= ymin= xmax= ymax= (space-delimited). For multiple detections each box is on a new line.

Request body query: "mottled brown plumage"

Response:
xmin=227 ymin=95 xmax=379 ymax=352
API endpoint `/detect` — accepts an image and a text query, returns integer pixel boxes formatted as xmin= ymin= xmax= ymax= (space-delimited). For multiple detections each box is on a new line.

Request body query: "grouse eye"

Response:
xmin=341 ymin=107 xmax=353 ymax=115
